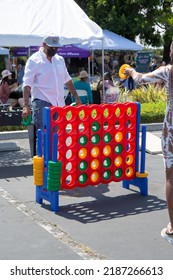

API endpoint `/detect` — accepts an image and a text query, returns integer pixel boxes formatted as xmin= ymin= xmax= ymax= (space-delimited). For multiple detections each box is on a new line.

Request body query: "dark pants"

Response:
xmin=128 ymin=77 xmax=134 ymax=90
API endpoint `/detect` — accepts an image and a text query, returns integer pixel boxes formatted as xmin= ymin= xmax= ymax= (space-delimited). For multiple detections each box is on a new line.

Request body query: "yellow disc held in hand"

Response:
xmin=119 ymin=64 xmax=131 ymax=79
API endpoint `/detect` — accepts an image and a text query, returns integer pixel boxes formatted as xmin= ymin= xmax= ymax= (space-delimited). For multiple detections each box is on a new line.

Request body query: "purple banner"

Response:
xmin=57 ymin=45 xmax=90 ymax=58
xmin=13 ymin=45 xmax=90 ymax=58
xmin=13 ymin=46 xmax=39 ymax=56
xmin=13 ymin=47 xmax=28 ymax=56
xmin=30 ymin=46 xmax=39 ymax=52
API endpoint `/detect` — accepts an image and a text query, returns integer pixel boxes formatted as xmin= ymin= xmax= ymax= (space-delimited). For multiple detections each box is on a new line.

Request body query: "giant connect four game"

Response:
xmin=34 ymin=103 xmax=148 ymax=212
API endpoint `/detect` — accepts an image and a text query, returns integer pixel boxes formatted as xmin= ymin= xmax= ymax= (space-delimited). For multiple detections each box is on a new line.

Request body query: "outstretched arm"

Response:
xmin=124 ymin=67 xmax=167 ymax=85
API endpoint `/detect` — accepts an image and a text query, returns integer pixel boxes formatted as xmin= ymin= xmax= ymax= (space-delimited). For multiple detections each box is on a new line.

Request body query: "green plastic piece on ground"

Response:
xmin=103 ymin=158 xmax=111 ymax=167
xmin=115 ymin=144 xmax=123 ymax=154
xmin=79 ymin=135 xmax=88 ymax=146
xmin=21 ymin=114 xmax=32 ymax=126
xmin=114 ymin=168 xmax=123 ymax=178
xmin=103 ymin=170 xmax=111 ymax=180
xmin=70 ymin=102 xmax=76 ymax=106
xmin=79 ymin=160 xmax=88 ymax=171
xmin=91 ymin=134 xmax=100 ymax=144
xmin=103 ymin=133 xmax=111 ymax=143
xmin=78 ymin=173 xmax=87 ymax=184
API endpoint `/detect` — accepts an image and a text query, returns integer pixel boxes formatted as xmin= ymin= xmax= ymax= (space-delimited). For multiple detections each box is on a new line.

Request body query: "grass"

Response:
xmin=118 ymin=84 xmax=166 ymax=123
xmin=0 ymin=125 xmax=26 ymax=132
xmin=140 ymin=101 xmax=166 ymax=123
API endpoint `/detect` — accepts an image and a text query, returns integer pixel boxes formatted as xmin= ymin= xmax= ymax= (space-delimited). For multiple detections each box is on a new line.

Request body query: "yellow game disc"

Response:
xmin=136 ymin=171 xmax=149 ymax=178
xmin=119 ymin=64 xmax=131 ymax=79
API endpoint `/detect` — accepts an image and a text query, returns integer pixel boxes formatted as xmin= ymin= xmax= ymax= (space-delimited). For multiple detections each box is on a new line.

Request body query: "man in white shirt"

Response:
xmin=22 ymin=35 xmax=81 ymax=125
xmin=22 ymin=35 xmax=81 ymax=153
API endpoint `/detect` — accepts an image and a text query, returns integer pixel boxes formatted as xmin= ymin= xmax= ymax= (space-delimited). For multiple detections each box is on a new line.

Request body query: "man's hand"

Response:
xmin=65 ymin=80 xmax=82 ymax=105
xmin=124 ymin=68 xmax=134 ymax=77
xmin=22 ymin=105 xmax=31 ymax=120
xmin=75 ymin=96 xmax=82 ymax=105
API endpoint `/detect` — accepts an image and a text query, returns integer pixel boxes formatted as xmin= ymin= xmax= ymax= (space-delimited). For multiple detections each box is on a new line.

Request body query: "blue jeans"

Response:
xmin=32 ymin=99 xmax=52 ymax=131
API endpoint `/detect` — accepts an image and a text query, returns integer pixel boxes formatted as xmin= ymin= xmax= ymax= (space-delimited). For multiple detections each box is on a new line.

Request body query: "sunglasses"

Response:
xmin=47 ymin=46 xmax=57 ymax=51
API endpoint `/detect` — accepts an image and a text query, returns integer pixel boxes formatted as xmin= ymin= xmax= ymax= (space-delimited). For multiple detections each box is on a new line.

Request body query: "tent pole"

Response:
xmin=28 ymin=46 xmax=31 ymax=58
xmin=101 ymin=38 xmax=105 ymax=102
xmin=92 ymin=50 xmax=94 ymax=76
xmin=88 ymin=56 xmax=90 ymax=77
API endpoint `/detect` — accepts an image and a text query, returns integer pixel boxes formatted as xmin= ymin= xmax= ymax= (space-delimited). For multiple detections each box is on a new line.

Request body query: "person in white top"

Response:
xmin=125 ymin=41 xmax=173 ymax=244
xmin=22 ymin=35 xmax=81 ymax=130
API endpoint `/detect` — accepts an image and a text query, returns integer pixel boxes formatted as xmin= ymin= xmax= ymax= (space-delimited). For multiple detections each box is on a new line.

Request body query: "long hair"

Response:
xmin=104 ymin=72 xmax=113 ymax=82
xmin=0 ymin=76 xmax=9 ymax=85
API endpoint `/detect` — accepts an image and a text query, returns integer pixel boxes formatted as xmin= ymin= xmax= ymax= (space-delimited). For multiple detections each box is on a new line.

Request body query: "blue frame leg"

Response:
xmin=36 ymin=186 xmax=43 ymax=204
xmin=36 ymin=186 xmax=59 ymax=212
xmin=123 ymin=177 xmax=148 ymax=196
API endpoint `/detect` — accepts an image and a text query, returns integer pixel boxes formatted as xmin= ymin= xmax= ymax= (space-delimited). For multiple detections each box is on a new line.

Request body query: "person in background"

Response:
xmin=128 ymin=62 xmax=136 ymax=91
xmin=161 ymin=60 xmax=166 ymax=67
xmin=149 ymin=58 xmax=158 ymax=71
xmin=22 ymin=35 xmax=81 ymax=154
xmin=124 ymin=41 xmax=173 ymax=244
xmin=97 ymin=72 xmax=119 ymax=104
xmin=104 ymin=59 xmax=113 ymax=74
xmin=73 ymin=70 xmax=93 ymax=104
xmin=17 ymin=60 xmax=25 ymax=86
xmin=0 ymin=69 xmax=21 ymax=107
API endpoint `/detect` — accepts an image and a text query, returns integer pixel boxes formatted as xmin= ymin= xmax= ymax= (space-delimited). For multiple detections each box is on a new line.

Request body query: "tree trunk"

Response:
xmin=162 ymin=43 xmax=171 ymax=64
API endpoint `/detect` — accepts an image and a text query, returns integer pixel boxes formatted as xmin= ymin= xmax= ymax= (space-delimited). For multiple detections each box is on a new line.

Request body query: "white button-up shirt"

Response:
xmin=23 ymin=47 xmax=71 ymax=106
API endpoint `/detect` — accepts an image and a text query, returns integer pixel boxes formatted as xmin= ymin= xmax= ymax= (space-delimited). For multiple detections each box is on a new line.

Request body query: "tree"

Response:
xmin=75 ymin=0 xmax=173 ymax=62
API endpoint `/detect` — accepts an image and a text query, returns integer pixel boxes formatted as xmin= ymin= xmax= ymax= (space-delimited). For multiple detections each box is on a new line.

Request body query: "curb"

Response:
xmin=0 ymin=123 xmax=163 ymax=141
xmin=0 ymin=130 xmax=28 ymax=140
xmin=141 ymin=123 xmax=163 ymax=131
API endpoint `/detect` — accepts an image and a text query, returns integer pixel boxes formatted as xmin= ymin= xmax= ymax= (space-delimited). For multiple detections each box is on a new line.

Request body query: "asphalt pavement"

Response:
xmin=0 ymin=128 xmax=172 ymax=260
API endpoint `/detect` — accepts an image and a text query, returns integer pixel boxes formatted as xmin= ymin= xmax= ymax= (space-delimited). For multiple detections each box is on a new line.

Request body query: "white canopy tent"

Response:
xmin=0 ymin=0 xmax=103 ymax=47
xmin=0 ymin=47 xmax=9 ymax=55
xmin=80 ymin=29 xmax=143 ymax=51
xmin=78 ymin=29 xmax=143 ymax=76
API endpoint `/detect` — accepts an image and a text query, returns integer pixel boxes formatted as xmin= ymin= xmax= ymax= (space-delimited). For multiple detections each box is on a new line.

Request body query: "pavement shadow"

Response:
xmin=0 ymin=149 xmax=32 ymax=169
xmin=57 ymin=191 xmax=167 ymax=224
xmin=0 ymin=154 xmax=33 ymax=180
xmin=60 ymin=183 xmax=110 ymax=199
